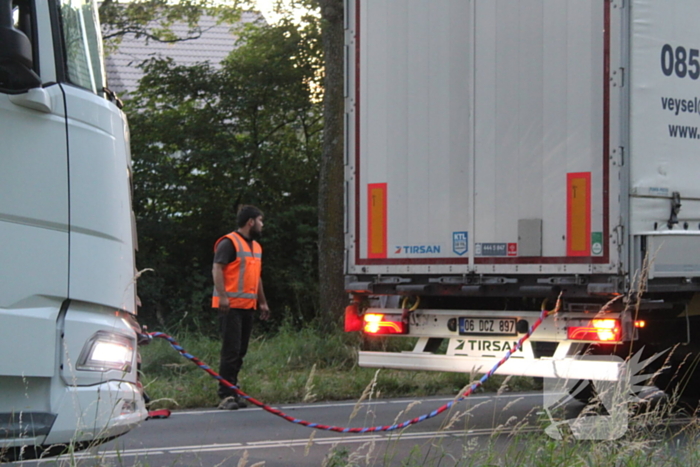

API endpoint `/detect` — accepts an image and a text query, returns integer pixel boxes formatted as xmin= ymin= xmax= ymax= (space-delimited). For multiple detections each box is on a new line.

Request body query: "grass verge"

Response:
xmin=140 ymin=324 xmax=537 ymax=410
xmin=319 ymin=384 xmax=700 ymax=467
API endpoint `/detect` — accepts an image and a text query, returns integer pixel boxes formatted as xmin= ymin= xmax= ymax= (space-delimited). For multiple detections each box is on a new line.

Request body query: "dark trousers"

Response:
xmin=217 ymin=308 xmax=255 ymax=399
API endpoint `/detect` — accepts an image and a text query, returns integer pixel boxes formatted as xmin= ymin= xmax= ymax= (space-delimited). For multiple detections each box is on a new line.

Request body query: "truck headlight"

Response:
xmin=77 ymin=331 xmax=135 ymax=372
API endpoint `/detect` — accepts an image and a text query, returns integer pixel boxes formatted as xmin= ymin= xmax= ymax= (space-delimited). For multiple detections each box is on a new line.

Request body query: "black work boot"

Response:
xmin=234 ymin=395 xmax=248 ymax=408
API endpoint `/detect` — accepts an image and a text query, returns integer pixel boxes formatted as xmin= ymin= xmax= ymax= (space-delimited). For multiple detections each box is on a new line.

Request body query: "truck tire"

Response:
xmin=568 ymin=379 xmax=597 ymax=404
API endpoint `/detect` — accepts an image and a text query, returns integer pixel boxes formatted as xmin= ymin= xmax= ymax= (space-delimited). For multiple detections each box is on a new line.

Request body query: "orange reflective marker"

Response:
xmin=367 ymin=183 xmax=387 ymax=258
xmin=567 ymin=172 xmax=591 ymax=256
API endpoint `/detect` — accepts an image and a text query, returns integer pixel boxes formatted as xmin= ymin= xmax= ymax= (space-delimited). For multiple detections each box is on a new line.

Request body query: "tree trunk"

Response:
xmin=317 ymin=0 xmax=346 ymax=330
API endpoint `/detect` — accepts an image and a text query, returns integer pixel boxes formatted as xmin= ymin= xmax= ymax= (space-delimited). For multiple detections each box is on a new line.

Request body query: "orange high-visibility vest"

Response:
xmin=212 ymin=232 xmax=262 ymax=310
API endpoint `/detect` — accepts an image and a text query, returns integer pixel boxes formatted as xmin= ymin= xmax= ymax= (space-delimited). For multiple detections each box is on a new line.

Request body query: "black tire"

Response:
xmin=568 ymin=379 xmax=597 ymax=404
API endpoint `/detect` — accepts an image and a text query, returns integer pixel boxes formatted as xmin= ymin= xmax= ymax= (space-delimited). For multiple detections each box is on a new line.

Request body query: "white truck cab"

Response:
xmin=0 ymin=0 xmax=147 ymax=459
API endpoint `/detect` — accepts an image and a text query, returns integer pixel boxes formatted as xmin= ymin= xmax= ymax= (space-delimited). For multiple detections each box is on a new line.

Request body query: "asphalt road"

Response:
xmin=12 ymin=390 xmax=694 ymax=466
xmin=15 ymin=391 xmax=563 ymax=466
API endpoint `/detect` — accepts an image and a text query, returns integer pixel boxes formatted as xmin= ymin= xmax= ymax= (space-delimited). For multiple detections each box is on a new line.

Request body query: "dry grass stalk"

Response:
xmin=500 ymin=396 xmax=525 ymax=413
xmin=442 ymin=409 xmax=467 ymax=431
xmin=236 ymin=450 xmax=249 ymax=467
xmin=303 ymin=363 xmax=317 ymax=403
xmin=391 ymin=400 xmax=421 ymax=426
xmin=304 ymin=431 xmax=316 ymax=456
xmin=349 ymin=369 xmax=380 ymax=421
xmin=348 ymin=439 xmax=376 ymax=466
xmin=496 ymin=375 xmax=513 ymax=396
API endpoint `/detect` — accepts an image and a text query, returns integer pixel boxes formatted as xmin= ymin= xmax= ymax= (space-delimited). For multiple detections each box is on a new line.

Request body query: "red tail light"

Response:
xmin=567 ymin=318 xmax=621 ymax=342
xmin=344 ymin=303 xmax=363 ymax=332
xmin=363 ymin=313 xmax=407 ymax=335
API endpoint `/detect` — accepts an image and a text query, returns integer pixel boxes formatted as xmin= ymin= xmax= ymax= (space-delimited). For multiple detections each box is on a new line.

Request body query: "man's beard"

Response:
xmin=249 ymin=227 xmax=262 ymax=240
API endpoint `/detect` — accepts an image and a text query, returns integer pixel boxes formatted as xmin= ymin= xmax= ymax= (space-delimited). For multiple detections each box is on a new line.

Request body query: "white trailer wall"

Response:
xmin=347 ymin=0 xmax=621 ymax=276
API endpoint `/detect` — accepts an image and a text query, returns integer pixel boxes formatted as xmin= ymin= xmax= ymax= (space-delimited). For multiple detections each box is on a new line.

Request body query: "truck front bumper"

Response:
xmin=0 ymin=380 xmax=148 ymax=450
xmin=44 ymin=379 xmax=148 ymax=446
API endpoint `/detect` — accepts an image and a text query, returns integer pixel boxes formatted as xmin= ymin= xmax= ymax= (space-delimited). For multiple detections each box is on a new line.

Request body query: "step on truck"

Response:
xmin=0 ymin=0 xmax=148 ymax=459
xmin=344 ymin=0 xmax=700 ymax=400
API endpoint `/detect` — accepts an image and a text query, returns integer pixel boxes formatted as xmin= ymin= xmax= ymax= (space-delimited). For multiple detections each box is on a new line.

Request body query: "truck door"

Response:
xmin=0 ymin=0 xmax=69 ymax=378
xmin=471 ymin=1 xmax=618 ymax=275
xmin=55 ymin=0 xmax=137 ymax=311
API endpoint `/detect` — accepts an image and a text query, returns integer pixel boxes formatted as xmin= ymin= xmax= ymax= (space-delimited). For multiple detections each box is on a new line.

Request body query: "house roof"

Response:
xmin=105 ymin=11 xmax=260 ymax=99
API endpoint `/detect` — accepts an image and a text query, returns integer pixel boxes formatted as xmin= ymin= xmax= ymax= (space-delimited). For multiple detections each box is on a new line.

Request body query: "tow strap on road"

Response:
xmin=148 ymin=297 xmax=559 ymax=433
xmin=147 ymin=409 xmax=172 ymax=420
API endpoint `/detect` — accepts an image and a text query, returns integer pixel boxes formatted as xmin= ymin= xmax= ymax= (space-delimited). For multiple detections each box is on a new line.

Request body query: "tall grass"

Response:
xmin=321 ymin=378 xmax=700 ymax=467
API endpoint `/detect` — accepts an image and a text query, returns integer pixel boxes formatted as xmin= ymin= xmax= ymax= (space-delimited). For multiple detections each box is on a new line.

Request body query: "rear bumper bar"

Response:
xmin=359 ymin=351 xmax=622 ymax=381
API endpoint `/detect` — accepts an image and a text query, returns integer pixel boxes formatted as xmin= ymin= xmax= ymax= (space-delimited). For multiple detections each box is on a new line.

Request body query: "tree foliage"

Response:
xmin=99 ymin=0 xmax=249 ymax=46
xmin=126 ymin=20 xmax=323 ymax=331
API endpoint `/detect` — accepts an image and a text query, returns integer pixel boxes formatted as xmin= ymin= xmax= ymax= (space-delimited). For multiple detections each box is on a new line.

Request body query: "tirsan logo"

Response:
xmin=394 ymin=245 xmax=441 ymax=254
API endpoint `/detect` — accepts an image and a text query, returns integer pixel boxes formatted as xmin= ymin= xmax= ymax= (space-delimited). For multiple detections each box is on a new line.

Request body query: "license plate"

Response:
xmin=459 ymin=317 xmax=517 ymax=336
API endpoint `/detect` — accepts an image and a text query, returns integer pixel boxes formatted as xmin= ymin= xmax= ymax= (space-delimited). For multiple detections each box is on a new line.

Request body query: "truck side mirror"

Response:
xmin=0 ymin=0 xmax=41 ymax=92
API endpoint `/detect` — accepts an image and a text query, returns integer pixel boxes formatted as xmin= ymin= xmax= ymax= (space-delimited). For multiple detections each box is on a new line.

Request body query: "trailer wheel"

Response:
xmin=568 ymin=379 xmax=597 ymax=404
xmin=656 ymin=353 xmax=700 ymax=410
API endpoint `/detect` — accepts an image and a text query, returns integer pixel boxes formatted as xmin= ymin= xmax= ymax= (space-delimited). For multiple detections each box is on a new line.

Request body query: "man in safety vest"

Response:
xmin=212 ymin=205 xmax=270 ymax=410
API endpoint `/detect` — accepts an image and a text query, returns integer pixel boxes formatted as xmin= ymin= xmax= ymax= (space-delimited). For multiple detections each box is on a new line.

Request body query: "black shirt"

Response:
xmin=213 ymin=233 xmax=255 ymax=264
